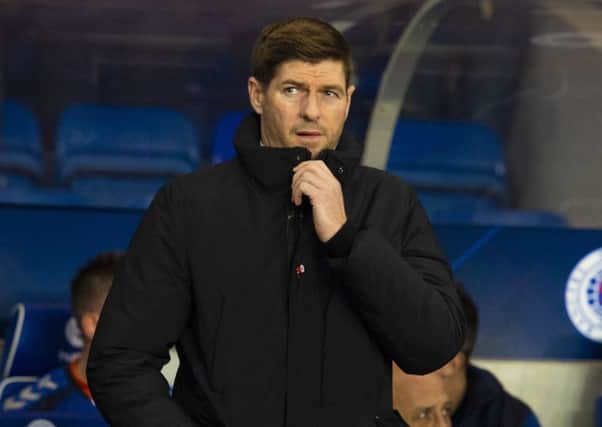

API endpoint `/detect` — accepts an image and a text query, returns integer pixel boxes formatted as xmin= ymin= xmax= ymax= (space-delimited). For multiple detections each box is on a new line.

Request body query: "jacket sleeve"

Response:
xmin=87 ymin=183 xmax=198 ymax=426
xmin=327 ymin=177 xmax=465 ymax=375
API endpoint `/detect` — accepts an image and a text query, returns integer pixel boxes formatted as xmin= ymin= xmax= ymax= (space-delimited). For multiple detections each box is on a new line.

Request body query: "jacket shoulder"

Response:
xmin=155 ymin=160 xmax=242 ymax=205
xmin=354 ymin=165 xmax=418 ymax=205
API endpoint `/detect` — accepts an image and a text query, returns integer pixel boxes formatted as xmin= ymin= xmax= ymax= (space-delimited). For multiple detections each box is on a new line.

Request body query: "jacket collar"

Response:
xmin=452 ymin=364 xmax=503 ymax=422
xmin=233 ymin=113 xmax=361 ymax=192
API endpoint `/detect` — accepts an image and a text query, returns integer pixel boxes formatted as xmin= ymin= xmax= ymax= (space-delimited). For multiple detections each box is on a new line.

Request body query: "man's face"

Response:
xmin=393 ymin=366 xmax=456 ymax=427
xmin=248 ymin=59 xmax=355 ymax=158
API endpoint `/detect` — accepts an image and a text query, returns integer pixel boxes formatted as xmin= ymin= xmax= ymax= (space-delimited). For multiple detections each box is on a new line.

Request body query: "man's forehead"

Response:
xmin=271 ymin=59 xmax=346 ymax=85
xmin=396 ymin=374 xmax=448 ymax=402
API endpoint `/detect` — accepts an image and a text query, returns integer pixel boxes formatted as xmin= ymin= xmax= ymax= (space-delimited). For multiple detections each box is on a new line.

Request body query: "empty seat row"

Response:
xmin=386 ymin=119 xmax=565 ymax=226
xmin=0 ymin=101 xmax=44 ymax=191
xmin=388 ymin=120 xmax=507 ymax=199
xmin=0 ymin=102 xmax=200 ymax=208
xmin=0 ymin=104 xmax=567 ymax=224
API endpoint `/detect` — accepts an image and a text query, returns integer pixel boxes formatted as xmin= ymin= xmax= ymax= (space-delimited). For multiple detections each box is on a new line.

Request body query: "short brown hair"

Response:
xmin=70 ymin=251 xmax=123 ymax=321
xmin=251 ymin=17 xmax=353 ymax=87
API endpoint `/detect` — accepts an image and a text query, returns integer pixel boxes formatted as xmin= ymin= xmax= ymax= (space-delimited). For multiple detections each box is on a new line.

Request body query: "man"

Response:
xmin=393 ymin=284 xmax=540 ymax=427
xmin=88 ymin=17 xmax=465 ymax=427
xmin=2 ymin=251 xmax=122 ymax=418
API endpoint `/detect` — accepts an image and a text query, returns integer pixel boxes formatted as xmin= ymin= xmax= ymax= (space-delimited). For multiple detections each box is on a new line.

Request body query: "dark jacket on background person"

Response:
xmin=453 ymin=365 xmax=540 ymax=427
xmin=87 ymin=114 xmax=465 ymax=427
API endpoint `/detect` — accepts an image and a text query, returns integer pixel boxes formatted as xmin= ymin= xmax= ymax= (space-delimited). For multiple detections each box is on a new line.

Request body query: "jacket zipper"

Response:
xmin=283 ymin=202 xmax=304 ymax=425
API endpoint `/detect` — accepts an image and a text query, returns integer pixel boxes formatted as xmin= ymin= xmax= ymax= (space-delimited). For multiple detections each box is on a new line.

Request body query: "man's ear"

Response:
xmin=344 ymin=85 xmax=355 ymax=119
xmin=439 ymin=352 xmax=466 ymax=378
xmin=80 ymin=312 xmax=100 ymax=341
xmin=248 ymin=77 xmax=264 ymax=114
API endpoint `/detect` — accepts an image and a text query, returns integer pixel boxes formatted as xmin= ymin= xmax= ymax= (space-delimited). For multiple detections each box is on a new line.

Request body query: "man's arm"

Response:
xmin=328 ymin=179 xmax=465 ymax=374
xmin=293 ymin=162 xmax=465 ymax=374
xmin=87 ymin=184 xmax=197 ymax=427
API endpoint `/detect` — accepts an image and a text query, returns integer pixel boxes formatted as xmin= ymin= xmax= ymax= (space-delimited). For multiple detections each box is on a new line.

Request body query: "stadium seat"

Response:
xmin=211 ymin=111 xmax=248 ymax=163
xmin=418 ymin=191 xmax=566 ymax=226
xmin=55 ymin=104 xmax=201 ymax=208
xmin=469 ymin=208 xmax=567 ymax=227
xmin=0 ymin=101 xmax=43 ymax=192
xmin=417 ymin=191 xmax=497 ymax=219
xmin=387 ymin=120 xmax=507 ymax=199
xmin=0 ymin=304 xmax=82 ymax=379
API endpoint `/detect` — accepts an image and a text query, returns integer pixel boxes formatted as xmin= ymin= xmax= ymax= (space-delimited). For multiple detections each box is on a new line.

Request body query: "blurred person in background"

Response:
xmin=88 ymin=17 xmax=465 ymax=427
xmin=2 ymin=251 xmax=122 ymax=419
xmin=393 ymin=283 xmax=539 ymax=427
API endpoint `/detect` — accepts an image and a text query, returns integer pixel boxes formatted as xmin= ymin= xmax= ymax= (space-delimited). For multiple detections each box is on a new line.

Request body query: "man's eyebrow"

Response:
xmin=280 ymin=79 xmax=307 ymax=88
xmin=279 ymin=80 xmax=346 ymax=93
xmin=322 ymin=84 xmax=346 ymax=93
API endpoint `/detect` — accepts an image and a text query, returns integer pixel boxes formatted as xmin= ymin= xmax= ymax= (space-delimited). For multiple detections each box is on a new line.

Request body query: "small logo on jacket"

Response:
xmin=565 ymin=248 xmax=602 ymax=342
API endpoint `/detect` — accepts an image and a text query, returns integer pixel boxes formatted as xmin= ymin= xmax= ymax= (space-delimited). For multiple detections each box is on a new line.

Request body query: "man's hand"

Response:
xmin=292 ymin=160 xmax=347 ymax=243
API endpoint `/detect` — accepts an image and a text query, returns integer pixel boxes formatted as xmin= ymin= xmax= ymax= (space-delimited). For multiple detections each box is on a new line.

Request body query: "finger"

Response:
xmin=292 ymin=171 xmax=322 ymax=205
xmin=291 ymin=170 xmax=307 ymax=205
xmin=294 ymin=181 xmax=320 ymax=206
xmin=292 ymin=160 xmax=325 ymax=174
xmin=292 ymin=178 xmax=302 ymax=205
xmin=292 ymin=166 xmax=323 ymax=193
xmin=292 ymin=173 xmax=310 ymax=206
xmin=292 ymin=160 xmax=314 ymax=173
xmin=295 ymin=161 xmax=337 ymax=184
xmin=292 ymin=161 xmax=335 ymax=188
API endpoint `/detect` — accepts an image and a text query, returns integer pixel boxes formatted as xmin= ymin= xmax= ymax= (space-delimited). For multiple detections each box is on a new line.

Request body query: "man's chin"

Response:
xmin=292 ymin=140 xmax=336 ymax=159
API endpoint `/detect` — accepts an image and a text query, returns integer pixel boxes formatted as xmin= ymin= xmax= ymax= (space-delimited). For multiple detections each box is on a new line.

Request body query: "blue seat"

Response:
xmin=67 ymin=176 xmax=168 ymax=209
xmin=469 ymin=208 xmax=567 ymax=227
xmin=418 ymin=191 xmax=497 ymax=220
xmin=0 ymin=101 xmax=43 ymax=191
xmin=0 ymin=304 xmax=82 ymax=379
xmin=211 ymin=111 xmax=248 ymax=163
xmin=0 ymin=188 xmax=86 ymax=208
xmin=388 ymin=120 xmax=507 ymax=199
xmin=55 ymin=104 xmax=201 ymax=208
xmin=0 ymin=413 xmax=108 ymax=427
xmin=595 ymin=395 xmax=602 ymax=427
xmin=418 ymin=191 xmax=566 ymax=226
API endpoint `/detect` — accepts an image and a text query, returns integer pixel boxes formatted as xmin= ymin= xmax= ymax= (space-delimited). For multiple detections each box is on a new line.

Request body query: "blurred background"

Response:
xmin=1 ymin=0 xmax=602 ymax=426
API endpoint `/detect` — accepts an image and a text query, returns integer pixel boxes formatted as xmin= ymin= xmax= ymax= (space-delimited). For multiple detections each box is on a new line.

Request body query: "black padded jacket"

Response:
xmin=88 ymin=113 xmax=465 ymax=427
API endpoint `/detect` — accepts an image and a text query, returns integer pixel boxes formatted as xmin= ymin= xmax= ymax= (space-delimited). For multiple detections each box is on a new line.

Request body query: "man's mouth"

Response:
xmin=296 ymin=130 xmax=322 ymax=138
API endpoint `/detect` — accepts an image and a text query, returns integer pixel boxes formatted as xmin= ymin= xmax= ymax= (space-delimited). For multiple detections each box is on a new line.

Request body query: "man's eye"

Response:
xmin=325 ymin=90 xmax=339 ymax=98
xmin=418 ymin=409 xmax=429 ymax=419
xmin=284 ymin=87 xmax=298 ymax=94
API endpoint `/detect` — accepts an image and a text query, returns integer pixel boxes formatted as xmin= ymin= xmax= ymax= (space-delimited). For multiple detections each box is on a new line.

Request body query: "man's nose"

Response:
xmin=432 ymin=412 xmax=452 ymax=427
xmin=300 ymin=92 xmax=320 ymax=121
